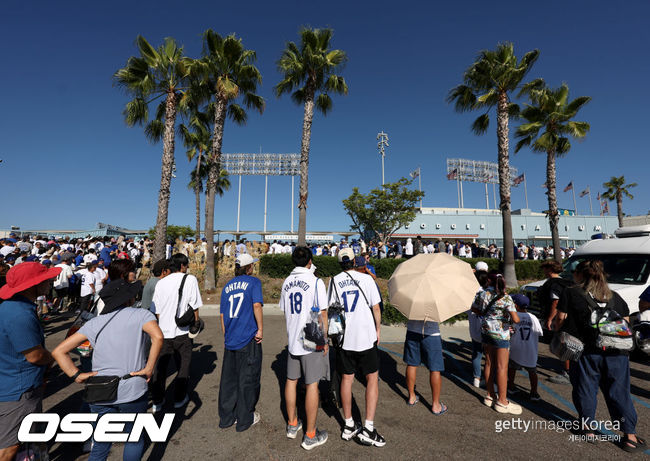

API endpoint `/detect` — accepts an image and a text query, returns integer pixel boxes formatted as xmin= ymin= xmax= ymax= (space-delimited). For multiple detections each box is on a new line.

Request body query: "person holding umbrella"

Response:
xmin=473 ymin=274 xmax=521 ymax=415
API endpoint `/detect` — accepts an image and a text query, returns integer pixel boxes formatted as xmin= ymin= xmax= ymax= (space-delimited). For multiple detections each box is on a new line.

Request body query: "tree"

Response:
xmin=179 ymin=111 xmax=212 ymax=240
xmin=447 ymin=42 xmax=539 ymax=287
xmin=190 ymin=30 xmax=264 ymax=290
xmin=602 ymin=176 xmax=637 ymax=228
xmin=147 ymin=224 xmax=194 ymax=242
xmin=114 ymin=36 xmax=190 ymax=263
xmin=515 ymin=82 xmax=590 ymax=263
xmin=342 ymin=178 xmax=425 ymax=243
xmin=276 ymin=27 xmax=348 ymax=246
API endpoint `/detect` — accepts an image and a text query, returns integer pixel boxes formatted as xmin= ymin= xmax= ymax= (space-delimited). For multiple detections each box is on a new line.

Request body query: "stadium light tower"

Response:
xmin=377 ymin=131 xmax=389 ymax=185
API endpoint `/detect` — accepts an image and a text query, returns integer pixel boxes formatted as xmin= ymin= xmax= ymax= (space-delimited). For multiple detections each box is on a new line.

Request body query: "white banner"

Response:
xmin=264 ymin=234 xmax=333 ymax=242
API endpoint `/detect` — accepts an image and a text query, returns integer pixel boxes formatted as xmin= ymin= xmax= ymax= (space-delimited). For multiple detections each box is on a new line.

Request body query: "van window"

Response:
xmin=561 ymin=254 xmax=650 ymax=285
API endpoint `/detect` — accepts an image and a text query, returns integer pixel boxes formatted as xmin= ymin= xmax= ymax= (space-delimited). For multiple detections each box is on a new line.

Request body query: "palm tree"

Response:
xmin=447 ymin=42 xmax=539 ymax=287
xmin=275 ymin=27 xmax=348 ymax=246
xmin=515 ymin=82 xmax=590 ymax=263
xmin=114 ymin=36 xmax=190 ymax=262
xmin=179 ymin=111 xmax=212 ymax=240
xmin=190 ymin=30 xmax=265 ymax=290
xmin=602 ymin=176 xmax=637 ymax=228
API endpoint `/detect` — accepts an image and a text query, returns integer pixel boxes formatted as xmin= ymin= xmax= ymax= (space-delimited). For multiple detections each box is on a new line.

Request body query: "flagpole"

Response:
xmin=598 ymin=194 xmax=603 ymax=215
xmin=492 ymin=182 xmax=497 ymax=209
xmin=523 ymin=174 xmax=529 ymax=209
xmin=588 ymin=189 xmax=594 ymax=216
xmin=456 ymin=173 xmax=460 ymax=208
xmin=572 ymin=185 xmax=578 ymax=215
xmin=460 ymin=178 xmax=464 ymax=208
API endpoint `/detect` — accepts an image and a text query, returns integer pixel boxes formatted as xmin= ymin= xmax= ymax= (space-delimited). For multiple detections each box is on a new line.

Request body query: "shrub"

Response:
xmin=260 ymin=254 xmax=544 ymax=281
xmin=381 ymin=302 xmax=407 ymax=325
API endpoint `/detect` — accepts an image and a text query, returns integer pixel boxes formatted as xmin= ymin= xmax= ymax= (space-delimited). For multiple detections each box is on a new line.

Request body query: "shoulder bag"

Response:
xmin=175 ymin=274 xmax=196 ymax=327
xmin=82 ymin=310 xmax=139 ymax=403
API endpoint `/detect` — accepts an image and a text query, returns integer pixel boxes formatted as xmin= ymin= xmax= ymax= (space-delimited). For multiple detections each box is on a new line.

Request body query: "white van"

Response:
xmin=523 ymin=225 xmax=650 ymax=322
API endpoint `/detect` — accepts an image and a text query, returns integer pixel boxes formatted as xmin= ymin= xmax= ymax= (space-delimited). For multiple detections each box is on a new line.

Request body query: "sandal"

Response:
xmin=621 ymin=436 xmax=646 ymax=453
xmin=432 ymin=402 xmax=448 ymax=416
xmin=406 ymin=395 xmax=419 ymax=406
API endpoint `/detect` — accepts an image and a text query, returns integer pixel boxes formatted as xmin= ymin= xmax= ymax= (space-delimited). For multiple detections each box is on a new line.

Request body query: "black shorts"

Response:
xmin=337 ymin=344 xmax=379 ymax=376
xmin=55 ymin=287 xmax=68 ymax=298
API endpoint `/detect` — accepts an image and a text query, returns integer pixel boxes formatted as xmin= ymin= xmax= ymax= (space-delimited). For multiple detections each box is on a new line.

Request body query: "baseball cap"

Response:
xmin=235 ymin=254 xmax=259 ymax=267
xmin=475 ymin=261 xmax=489 ymax=272
xmin=338 ymin=248 xmax=355 ymax=263
xmin=511 ymin=294 xmax=530 ymax=308
xmin=354 ymin=256 xmax=366 ymax=267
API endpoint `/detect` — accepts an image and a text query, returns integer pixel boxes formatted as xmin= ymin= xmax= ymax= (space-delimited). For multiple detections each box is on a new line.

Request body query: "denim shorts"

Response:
xmin=403 ymin=331 xmax=444 ymax=372
xmin=482 ymin=334 xmax=510 ymax=349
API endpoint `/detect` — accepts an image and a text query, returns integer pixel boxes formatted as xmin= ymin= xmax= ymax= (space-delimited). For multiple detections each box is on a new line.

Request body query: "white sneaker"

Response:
xmin=473 ymin=377 xmax=481 ymax=388
xmin=494 ymin=401 xmax=522 ymax=415
xmin=174 ymin=395 xmax=189 ymax=409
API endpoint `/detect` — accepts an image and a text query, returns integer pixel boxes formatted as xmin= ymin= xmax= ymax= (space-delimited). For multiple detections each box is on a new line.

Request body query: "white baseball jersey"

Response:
xmin=280 ymin=266 xmax=327 ymax=356
xmin=328 ymin=270 xmax=381 ymax=352
xmin=509 ymin=312 xmax=543 ymax=368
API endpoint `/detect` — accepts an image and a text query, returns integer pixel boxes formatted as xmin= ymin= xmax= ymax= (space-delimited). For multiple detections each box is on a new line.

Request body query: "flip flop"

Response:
xmin=432 ymin=402 xmax=448 ymax=416
xmin=621 ymin=436 xmax=646 ymax=453
xmin=406 ymin=395 xmax=419 ymax=406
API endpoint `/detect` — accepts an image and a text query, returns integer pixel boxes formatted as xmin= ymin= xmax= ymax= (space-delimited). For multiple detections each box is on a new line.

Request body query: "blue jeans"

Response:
xmin=569 ymin=353 xmax=637 ymax=434
xmin=471 ymin=340 xmax=483 ymax=379
xmin=88 ymin=394 xmax=148 ymax=461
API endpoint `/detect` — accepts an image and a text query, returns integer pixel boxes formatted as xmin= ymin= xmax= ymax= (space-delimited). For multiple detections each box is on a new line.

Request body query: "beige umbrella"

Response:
xmin=388 ymin=253 xmax=480 ymax=322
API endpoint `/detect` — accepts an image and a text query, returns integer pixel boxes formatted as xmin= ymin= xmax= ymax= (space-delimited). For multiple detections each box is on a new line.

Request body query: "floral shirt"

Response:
xmin=476 ymin=288 xmax=517 ymax=341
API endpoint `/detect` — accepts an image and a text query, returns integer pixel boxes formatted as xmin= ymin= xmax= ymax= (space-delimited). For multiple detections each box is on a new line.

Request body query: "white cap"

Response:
xmin=236 ymin=254 xmax=259 ymax=267
xmin=475 ymin=261 xmax=489 ymax=272
xmin=338 ymin=248 xmax=355 ymax=263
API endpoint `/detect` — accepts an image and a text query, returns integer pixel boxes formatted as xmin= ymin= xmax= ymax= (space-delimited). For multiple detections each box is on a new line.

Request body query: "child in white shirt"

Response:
xmin=508 ymin=294 xmax=543 ymax=401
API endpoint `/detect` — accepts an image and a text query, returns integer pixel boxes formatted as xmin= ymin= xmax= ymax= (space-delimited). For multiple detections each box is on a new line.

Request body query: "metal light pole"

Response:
xmin=377 ymin=131 xmax=389 ymax=185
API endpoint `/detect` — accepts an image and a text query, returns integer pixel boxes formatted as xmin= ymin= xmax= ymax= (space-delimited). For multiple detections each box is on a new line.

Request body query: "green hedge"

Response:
xmin=259 ymin=254 xmax=544 ymax=280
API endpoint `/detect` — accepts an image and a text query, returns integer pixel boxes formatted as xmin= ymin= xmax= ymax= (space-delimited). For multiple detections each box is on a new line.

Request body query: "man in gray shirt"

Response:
xmin=141 ymin=259 xmax=171 ymax=312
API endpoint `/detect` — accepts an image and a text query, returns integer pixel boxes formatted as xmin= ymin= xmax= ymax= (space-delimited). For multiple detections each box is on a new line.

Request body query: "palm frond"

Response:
xmin=471 ymin=113 xmax=490 ymax=135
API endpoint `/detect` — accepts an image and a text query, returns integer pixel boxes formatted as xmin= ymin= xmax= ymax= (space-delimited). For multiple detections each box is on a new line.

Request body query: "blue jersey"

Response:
xmin=351 ymin=243 xmax=361 ymax=255
xmin=220 ymin=275 xmax=263 ymax=351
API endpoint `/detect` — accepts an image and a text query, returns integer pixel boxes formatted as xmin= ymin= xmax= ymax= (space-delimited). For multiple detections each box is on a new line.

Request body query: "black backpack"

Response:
xmin=538 ymin=277 xmax=574 ymax=321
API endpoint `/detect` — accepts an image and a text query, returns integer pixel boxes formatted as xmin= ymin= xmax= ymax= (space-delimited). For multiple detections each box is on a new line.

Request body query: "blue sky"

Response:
xmin=1 ymin=0 xmax=648 ymax=235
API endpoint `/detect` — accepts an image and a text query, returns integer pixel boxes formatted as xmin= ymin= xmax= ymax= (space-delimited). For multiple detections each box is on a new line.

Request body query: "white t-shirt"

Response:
xmin=280 ymin=267 xmax=327 ymax=356
xmin=79 ymin=269 xmax=95 ymax=297
xmin=283 ymin=244 xmax=292 ymax=254
xmin=509 ymin=312 xmax=543 ymax=368
xmin=94 ymin=267 xmax=107 ymax=294
xmin=0 ymin=246 xmax=16 ymax=257
xmin=458 ymin=245 xmax=467 ymax=257
xmin=83 ymin=253 xmax=97 ymax=264
xmin=54 ymin=264 xmax=73 ymax=289
xmin=152 ymin=272 xmax=203 ymax=339
xmin=328 ymin=270 xmax=381 ymax=352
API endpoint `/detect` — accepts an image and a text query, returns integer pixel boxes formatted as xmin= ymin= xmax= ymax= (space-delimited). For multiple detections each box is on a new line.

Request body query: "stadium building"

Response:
xmin=394 ymin=207 xmax=619 ymax=248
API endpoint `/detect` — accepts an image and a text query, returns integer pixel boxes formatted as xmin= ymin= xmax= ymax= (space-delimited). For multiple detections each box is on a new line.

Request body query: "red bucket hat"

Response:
xmin=0 ymin=262 xmax=62 ymax=300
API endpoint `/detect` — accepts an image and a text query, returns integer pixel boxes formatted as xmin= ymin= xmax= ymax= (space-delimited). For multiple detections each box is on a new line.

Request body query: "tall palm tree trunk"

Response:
xmin=153 ymin=91 xmax=178 ymax=262
xmin=546 ymin=150 xmax=562 ymax=263
xmin=297 ymin=86 xmax=315 ymax=247
xmin=204 ymin=97 xmax=227 ymax=291
xmin=496 ymin=92 xmax=517 ymax=288
xmin=194 ymin=153 xmax=202 ymax=241
xmin=616 ymin=192 xmax=624 ymax=228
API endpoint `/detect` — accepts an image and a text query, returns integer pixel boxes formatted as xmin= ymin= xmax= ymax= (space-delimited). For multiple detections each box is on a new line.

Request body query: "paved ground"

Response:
xmin=40 ymin=308 xmax=650 ymax=460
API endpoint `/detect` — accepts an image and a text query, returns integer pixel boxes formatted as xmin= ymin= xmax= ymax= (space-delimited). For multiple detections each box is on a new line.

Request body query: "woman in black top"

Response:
xmin=556 ymin=260 xmax=645 ymax=452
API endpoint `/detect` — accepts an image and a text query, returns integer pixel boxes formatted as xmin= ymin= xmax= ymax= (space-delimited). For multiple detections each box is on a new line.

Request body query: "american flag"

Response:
xmin=602 ymin=201 xmax=609 ymax=214
xmin=563 ymin=181 xmax=573 ymax=193
xmin=597 ymin=192 xmax=601 ymax=200
xmin=447 ymin=169 xmax=458 ymax=180
xmin=513 ymin=173 xmax=525 ymax=186
xmin=409 ymin=168 xmax=420 ymax=179
xmin=579 ymin=187 xmax=589 ymax=197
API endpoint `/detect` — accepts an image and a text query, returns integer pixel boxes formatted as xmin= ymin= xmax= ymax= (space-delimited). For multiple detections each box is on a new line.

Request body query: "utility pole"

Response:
xmin=377 ymin=131 xmax=389 ymax=185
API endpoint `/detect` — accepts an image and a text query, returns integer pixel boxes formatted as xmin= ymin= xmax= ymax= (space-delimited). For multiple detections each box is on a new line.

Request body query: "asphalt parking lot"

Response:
xmin=40 ymin=309 xmax=649 ymax=460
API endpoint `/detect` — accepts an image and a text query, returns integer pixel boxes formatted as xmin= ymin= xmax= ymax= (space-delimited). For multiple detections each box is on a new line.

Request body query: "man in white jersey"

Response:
xmin=327 ymin=248 xmax=385 ymax=447
xmin=93 ymin=260 xmax=108 ymax=297
xmin=280 ymin=246 xmax=329 ymax=450
xmin=508 ymin=294 xmax=542 ymax=401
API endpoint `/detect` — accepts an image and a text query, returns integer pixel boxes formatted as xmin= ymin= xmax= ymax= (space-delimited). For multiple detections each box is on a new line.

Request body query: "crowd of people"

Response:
xmin=0 ymin=231 xmax=647 ymax=459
